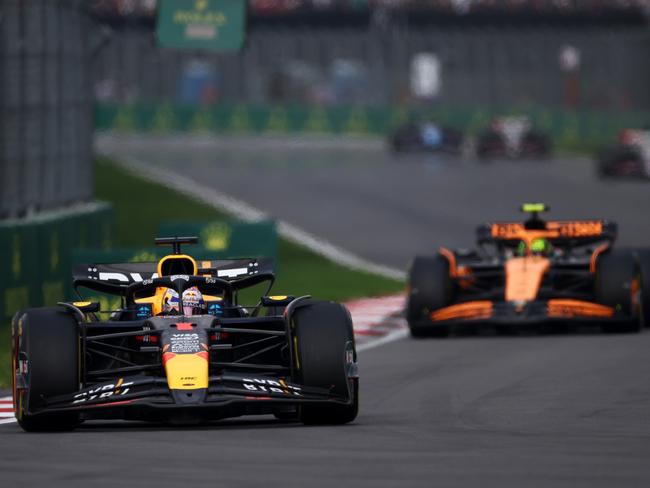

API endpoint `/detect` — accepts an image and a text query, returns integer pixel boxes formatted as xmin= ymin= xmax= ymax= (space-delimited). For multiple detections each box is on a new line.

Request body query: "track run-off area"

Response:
xmin=1 ymin=134 xmax=649 ymax=488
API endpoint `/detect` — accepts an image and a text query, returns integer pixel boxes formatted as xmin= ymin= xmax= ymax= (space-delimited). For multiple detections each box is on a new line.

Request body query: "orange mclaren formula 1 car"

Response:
xmin=11 ymin=237 xmax=358 ymax=431
xmin=406 ymin=204 xmax=648 ymax=337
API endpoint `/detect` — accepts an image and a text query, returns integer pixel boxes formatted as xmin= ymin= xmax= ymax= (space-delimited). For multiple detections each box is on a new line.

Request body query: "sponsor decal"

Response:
xmin=170 ymin=333 xmax=201 ymax=354
xmin=207 ymin=302 xmax=223 ymax=316
xmin=241 ymin=377 xmax=302 ymax=396
xmin=136 ymin=304 xmax=153 ymax=319
xmin=201 ymin=222 xmax=232 ymax=251
xmin=216 ymin=267 xmax=249 ymax=278
xmin=170 ymin=274 xmax=190 ymax=282
xmin=555 ymin=221 xmax=603 ymax=238
xmin=18 ymin=358 xmax=28 ymax=375
xmin=72 ymin=379 xmax=134 ymax=404
xmin=97 ymin=272 xmax=158 ymax=282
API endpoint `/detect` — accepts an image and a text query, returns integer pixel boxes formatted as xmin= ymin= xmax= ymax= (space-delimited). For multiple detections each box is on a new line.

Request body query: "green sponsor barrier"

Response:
xmin=95 ymin=103 xmax=650 ymax=152
xmin=158 ymin=220 xmax=277 ymax=260
xmin=0 ymin=203 xmax=114 ymax=322
xmin=157 ymin=0 xmax=246 ymax=51
xmin=75 ymin=219 xmax=276 ymax=261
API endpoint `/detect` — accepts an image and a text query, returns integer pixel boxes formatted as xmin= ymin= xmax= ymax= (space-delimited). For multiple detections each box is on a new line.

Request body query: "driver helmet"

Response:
xmin=517 ymin=238 xmax=552 ymax=256
xmin=162 ymin=286 xmax=205 ymax=316
xmin=530 ymin=238 xmax=552 ymax=255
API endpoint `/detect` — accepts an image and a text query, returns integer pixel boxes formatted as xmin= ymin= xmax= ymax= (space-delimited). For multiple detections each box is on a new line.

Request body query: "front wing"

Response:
xmin=420 ymin=298 xmax=637 ymax=330
xmin=26 ymin=372 xmax=352 ymax=422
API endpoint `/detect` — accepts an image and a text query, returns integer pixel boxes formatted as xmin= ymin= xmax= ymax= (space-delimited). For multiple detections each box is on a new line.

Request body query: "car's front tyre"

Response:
xmin=13 ymin=307 xmax=80 ymax=431
xmin=292 ymin=301 xmax=358 ymax=425
xmin=595 ymin=252 xmax=642 ymax=333
xmin=406 ymin=255 xmax=454 ymax=338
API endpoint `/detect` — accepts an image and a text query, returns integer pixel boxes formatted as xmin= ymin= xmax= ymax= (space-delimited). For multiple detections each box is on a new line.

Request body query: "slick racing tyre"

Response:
xmin=595 ymin=251 xmax=641 ymax=333
xmin=292 ymin=301 xmax=358 ymax=425
xmin=476 ymin=131 xmax=505 ymax=160
xmin=13 ymin=307 xmax=80 ymax=431
xmin=406 ymin=255 xmax=454 ymax=338
xmin=636 ymin=249 xmax=650 ymax=327
xmin=522 ymin=131 xmax=552 ymax=158
xmin=598 ymin=147 xmax=644 ymax=178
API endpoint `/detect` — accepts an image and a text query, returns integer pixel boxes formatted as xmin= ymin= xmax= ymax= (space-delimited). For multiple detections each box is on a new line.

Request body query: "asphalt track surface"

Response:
xmin=97 ymin=134 xmax=650 ymax=269
xmin=2 ymin=135 xmax=649 ymax=488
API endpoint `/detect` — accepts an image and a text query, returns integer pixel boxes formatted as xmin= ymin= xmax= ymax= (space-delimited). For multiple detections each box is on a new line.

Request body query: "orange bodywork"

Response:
xmin=429 ymin=223 xmax=620 ymax=323
xmin=491 ymin=220 xmax=604 ymax=248
xmin=505 ymin=256 xmax=550 ymax=302
xmin=431 ymin=301 xmax=493 ymax=322
xmin=438 ymin=247 xmax=457 ymax=276
xmin=439 ymin=247 xmax=475 ymax=288
xmin=547 ymin=299 xmax=614 ymax=318
xmin=589 ymin=243 xmax=610 ymax=273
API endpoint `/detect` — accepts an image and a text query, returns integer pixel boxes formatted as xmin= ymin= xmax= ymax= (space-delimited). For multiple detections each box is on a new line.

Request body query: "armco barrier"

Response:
xmin=0 ymin=203 xmax=113 ymax=322
xmin=95 ymin=103 xmax=650 ymax=152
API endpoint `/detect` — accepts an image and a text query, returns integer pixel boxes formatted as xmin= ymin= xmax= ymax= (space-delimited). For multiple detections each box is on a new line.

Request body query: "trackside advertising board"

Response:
xmin=158 ymin=220 xmax=277 ymax=260
xmin=157 ymin=0 xmax=246 ymax=51
xmin=0 ymin=203 xmax=113 ymax=321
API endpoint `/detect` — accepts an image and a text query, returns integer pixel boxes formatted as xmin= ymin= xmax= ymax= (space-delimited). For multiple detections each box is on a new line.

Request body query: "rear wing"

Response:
xmin=73 ymin=257 xmax=275 ymax=295
xmin=476 ymin=220 xmax=617 ymax=246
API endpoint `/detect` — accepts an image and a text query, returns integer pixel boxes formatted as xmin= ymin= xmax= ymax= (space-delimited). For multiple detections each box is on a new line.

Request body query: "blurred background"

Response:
xmin=1 ymin=0 xmax=650 ymax=331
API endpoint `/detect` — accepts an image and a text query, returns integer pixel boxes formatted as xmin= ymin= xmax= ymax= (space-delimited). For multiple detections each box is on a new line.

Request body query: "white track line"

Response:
xmin=357 ymin=328 xmax=410 ymax=352
xmin=105 ymin=153 xmax=406 ymax=281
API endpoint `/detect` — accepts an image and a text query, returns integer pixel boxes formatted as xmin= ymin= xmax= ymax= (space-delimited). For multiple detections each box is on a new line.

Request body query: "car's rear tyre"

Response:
xmin=476 ymin=131 xmax=504 ymax=160
xmin=523 ymin=131 xmax=552 ymax=158
xmin=595 ymin=251 xmax=641 ymax=333
xmin=636 ymin=249 xmax=650 ymax=327
xmin=598 ymin=147 xmax=644 ymax=178
xmin=13 ymin=307 xmax=80 ymax=431
xmin=292 ymin=301 xmax=358 ymax=425
xmin=406 ymin=255 xmax=454 ymax=338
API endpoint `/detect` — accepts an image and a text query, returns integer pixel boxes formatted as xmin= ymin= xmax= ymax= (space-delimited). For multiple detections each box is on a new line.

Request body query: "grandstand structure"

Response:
xmin=90 ymin=0 xmax=650 ymax=111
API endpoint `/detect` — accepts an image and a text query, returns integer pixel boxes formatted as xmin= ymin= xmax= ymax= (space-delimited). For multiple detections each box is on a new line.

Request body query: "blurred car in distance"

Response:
xmin=389 ymin=120 xmax=464 ymax=154
xmin=476 ymin=116 xmax=552 ymax=160
xmin=597 ymin=129 xmax=650 ymax=179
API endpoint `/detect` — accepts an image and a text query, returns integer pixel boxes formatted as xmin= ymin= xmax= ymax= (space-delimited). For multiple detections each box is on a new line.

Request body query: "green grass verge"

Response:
xmin=0 ymin=158 xmax=403 ymax=390
xmin=95 ymin=156 xmax=404 ymax=301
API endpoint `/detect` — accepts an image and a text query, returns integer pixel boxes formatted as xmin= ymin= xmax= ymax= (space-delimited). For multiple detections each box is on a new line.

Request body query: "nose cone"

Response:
xmin=505 ymin=256 xmax=550 ymax=303
xmin=161 ymin=326 xmax=209 ymax=402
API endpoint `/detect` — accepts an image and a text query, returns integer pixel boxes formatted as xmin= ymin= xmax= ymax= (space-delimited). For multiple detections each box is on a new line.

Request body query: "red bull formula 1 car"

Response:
xmin=11 ymin=237 xmax=358 ymax=431
xmin=406 ymin=204 xmax=647 ymax=337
